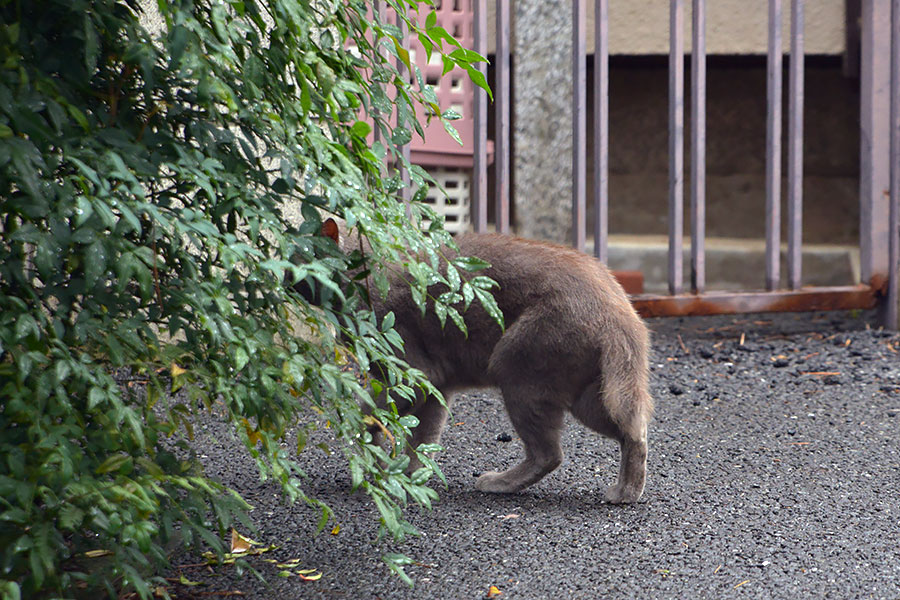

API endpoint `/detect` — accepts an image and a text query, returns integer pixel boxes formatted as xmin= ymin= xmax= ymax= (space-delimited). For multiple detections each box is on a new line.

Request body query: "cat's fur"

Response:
xmin=321 ymin=222 xmax=653 ymax=503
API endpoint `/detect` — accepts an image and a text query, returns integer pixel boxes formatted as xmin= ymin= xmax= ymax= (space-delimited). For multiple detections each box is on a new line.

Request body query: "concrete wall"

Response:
xmin=487 ymin=0 xmax=846 ymax=55
xmin=595 ymin=58 xmax=860 ymax=245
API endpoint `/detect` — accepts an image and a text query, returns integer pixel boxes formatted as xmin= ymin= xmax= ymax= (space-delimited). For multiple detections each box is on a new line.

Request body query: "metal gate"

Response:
xmin=465 ymin=0 xmax=899 ymax=328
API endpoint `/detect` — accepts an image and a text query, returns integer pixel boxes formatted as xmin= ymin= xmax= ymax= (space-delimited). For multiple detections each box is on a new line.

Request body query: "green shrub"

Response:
xmin=0 ymin=0 xmax=493 ymax=596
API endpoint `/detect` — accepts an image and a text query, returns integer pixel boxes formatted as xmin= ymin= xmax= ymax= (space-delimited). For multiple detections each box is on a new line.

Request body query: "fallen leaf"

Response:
xmin=331 ymin=524 xmax=341 ymax=535
xmin=486 ymin=585 xmax=502 ymax=598
xmin=230 ymin=529 xmax=259 ymax=554
xmin=171 ymin=363 xmax=187 ymax=377
xmin=275 ymin=559 xmax=303 ymax=568
xmin=298 ymin=570 xmax=323 ymax=581
xmin=84 ymin=549 xmax=112 ymax=558
xmin=178 ymin=575 xmax=202 ymax=586
xmin=734 ymin=579 xmax=750 ymax=589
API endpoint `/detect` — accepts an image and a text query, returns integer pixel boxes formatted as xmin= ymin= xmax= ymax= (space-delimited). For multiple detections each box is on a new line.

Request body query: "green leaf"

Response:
xmin=442 ymin=120 xmax=462 ymax=146
xmin=84 ymin=240 xmax=107 ymax=289
xmin=234 ymin=346 xmax=249 ymax=371
xmin=0 ymin=581 xmax=21 ymax=600
xmin=350 ymin=120 xmax=372 ymax=139
xmin=464 ymin=64 xmax=493 ymax=100
xmin=453 ymin=256 xmax=491 ymax=272
xmin=95 ymin=453 xmax=133 ymax=475
xmin=83 ymin=15 xmax=100 ymax=73
xmin=74 ymin=197 xmax=93 ymax=227
xmin=391 ymin=127 xmax=412 ymax=146
xmin=14 ymin=314 xmax=38 ymax=341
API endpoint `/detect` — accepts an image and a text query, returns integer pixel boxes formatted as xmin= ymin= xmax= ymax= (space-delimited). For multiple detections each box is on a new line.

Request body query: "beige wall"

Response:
xmin=487 ymin=1 xmax=846 ymax=55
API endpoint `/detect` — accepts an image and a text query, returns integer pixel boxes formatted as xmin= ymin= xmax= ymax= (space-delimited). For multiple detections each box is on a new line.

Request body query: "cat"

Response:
xmin=309 ymin=219 xmax=653 ymax=503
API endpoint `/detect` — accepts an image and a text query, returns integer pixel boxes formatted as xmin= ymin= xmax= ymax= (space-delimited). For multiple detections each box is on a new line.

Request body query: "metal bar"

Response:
xmin=473 ymin=0 xmax=488 ymax=232
xmin=690 ymin=0 xmax=706 ymax=293
xmin=668 ymin=0 xmax=684 ymax=295
xmin=889 ymin=0 xmax=900 ymax=329
xmin=859 ymin=0 xmax=891 ymax=284
xmin=397 ymin=7 xmax=411 ymax=204
xmin=594 ymin=0 xmax=609 ymax=262
xmin=787 ymin=0 xmax=804 ymax=290
xmin=631 ymin=285 xmax=881 ymax=319
xmin=373 ymin=1 xmax=386 ymax=147
xmin=765 ymin=0 xmax=783 ymax=291
xmin=573 ymin=0 xmax=587 ymax=251
xmin=495 ymin=0 xmax=511 ymax=233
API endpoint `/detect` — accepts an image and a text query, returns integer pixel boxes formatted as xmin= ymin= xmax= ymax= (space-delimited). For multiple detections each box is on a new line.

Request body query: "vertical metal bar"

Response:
xmin=669 ymin=0 xmax=684 ymax=295
xmin=594 ymin=0 xmax=609 ymax=262
xmin=690 ymin=0 xmax=706 ymax=294
xmin=495 ymin=0 xmax=511 ymax=233
xmin=787 ymin=0 xmax=805 ymax=290
xmin=888 ymin=0 xmax=900 ymax=329
xmin=396 ymin=7 xmax=411 ymax=204
xmin=860 ymin=0 xmax=891 ymax=285
xmin=373 ymin=1 xmax=386 ymax=148
xmin=765 ymin=0 xmax=783 ymax=291
xmin=573 ymin=0 xmax=587 ymax=251
xmin=473 ymin=0 xmax=488 ymax=232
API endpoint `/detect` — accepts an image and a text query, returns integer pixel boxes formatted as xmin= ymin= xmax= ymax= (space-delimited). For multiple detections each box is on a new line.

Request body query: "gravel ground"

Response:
xmin=169 ymin=311 xmax=900 ymax=600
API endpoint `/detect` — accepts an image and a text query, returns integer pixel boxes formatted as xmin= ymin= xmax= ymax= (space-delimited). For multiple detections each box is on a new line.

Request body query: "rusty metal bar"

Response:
xmin=690 ymin=0 xmax=706 ymax=294
xmin=766 ymin=0 xmax=783 ymax=291
xmin=495 ymin=0 xmax=511 ymax=233
xmin=889 ymin=0 xmax=900 ymax=329
xmin=860 ymin=0 xmax=891 ymax=285
xmin=669 ymin=0 xmax=685 ymax=295
xmin=593 ymin=0 xmax=609 ymax=262
xmin=573 ymin=0 xmax=587 ymax=251
xmin=787 ymin=0 xmax=804 ymax=290
xmin=473 ymin=0 xmax=488 ymax=232
xmin=632 ymin=285 xmax=881 ymax=319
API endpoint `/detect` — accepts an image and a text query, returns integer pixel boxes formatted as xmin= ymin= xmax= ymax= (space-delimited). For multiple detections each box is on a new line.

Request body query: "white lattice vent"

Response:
xmin=421 ymin=167 xmax=471 ymax=234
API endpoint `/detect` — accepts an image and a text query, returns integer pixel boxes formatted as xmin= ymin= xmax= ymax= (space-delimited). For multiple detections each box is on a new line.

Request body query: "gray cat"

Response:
xmin=319 ymin=220 xmax=653 ymax=503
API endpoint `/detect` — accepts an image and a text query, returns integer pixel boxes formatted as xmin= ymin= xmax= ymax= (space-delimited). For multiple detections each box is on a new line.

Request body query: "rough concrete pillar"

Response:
xmin=513 ymin=0 xmax=573 ymax=243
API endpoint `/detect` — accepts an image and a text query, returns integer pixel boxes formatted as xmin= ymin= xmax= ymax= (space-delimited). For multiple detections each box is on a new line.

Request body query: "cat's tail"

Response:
xmin=597 ymin=316 xmax=654 ymax=441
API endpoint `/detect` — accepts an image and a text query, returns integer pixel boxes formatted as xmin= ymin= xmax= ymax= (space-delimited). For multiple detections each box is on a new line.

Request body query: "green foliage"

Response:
xmin=0 ymin=0 xmax=493 ymax=597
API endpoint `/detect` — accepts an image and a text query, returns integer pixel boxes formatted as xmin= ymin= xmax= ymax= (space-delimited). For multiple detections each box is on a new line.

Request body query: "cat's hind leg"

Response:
xmin=571 ymin=380 xmax=650 ymax=504
xmin=475 ymin=385 xmax=565 ymax=493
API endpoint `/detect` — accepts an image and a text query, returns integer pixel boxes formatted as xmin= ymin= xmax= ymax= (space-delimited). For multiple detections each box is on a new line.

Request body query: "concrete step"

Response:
xmin=596 ymin=235 xmax=859 ymax=294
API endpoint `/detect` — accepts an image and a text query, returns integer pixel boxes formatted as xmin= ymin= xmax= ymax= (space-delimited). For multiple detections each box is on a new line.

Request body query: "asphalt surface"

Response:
xmin=171 ymin=311 xmax=900 ymax=599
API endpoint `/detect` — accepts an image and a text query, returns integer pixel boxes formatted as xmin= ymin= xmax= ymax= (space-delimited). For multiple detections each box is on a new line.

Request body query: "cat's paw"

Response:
xmin=604 ymin=483 xmax=642 ymax=504
xmin=475 ymin=471 xmax=519 ymax=494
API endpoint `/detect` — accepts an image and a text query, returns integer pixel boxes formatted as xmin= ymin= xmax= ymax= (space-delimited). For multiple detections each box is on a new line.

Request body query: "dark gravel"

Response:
xmin=170 ymin=311 xmax=900 ymax=600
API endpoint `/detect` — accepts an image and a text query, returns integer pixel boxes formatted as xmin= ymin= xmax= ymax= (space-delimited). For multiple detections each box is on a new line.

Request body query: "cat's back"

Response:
xmin=453 ymin=233 xmax=630 ymax=309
